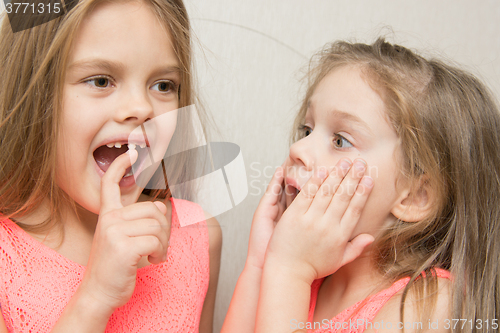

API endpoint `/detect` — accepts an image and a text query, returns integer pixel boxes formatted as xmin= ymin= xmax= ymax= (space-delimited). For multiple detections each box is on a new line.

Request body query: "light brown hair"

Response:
xmin=292 ymin=38 xmax=500 ymax=331
xmin=0 ymin=0 xmax=207 ymax=232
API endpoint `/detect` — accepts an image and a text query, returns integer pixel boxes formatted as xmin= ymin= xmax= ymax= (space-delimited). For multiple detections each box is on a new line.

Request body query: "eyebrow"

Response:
xmin=67 ymin=59 xmax=181 ymax=76
xmin=307 ymin=102 xmax=374 ymax=137
xmin=329 ymin=109 xmax=374 ymax=136
xmin=68 ymin=59 xmax=125 ymax=72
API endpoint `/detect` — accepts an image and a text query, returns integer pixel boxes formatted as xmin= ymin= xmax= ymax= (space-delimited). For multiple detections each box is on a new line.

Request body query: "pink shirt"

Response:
xmin=0 ymin=198 xmax=209 ymax=332
xmin=307 ymin=268 xmax=451 ymax=333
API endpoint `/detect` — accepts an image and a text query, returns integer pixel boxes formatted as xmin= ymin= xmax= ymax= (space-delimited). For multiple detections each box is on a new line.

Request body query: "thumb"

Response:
xmin=340 ymin=234 xmax=375 ymax=267
xmin=154 ymin=201 xmax=168 ymax=216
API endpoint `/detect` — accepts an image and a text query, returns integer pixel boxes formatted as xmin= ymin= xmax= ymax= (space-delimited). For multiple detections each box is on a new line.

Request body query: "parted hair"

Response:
xmin=0 ymin=0 xmax=206 ymax=232
xmin=292 ymin=38 xmax=500 ymax=332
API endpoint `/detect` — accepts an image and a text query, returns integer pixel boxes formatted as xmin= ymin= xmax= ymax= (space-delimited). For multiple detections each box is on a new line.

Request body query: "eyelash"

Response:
xmin=332 ymin=134 xmax=353 ymax=149
xmin=298 ymin=125 xmax=312 ymax=137
xmin=83 ymin=76 xmax=179 ymax=94
xmin=151 ymin=80 xmax=179 ymax=94
xmin=298 ymin=125 xmax=353 ymax=149
xmin=84 ymin=75 xmax=113 ymax=89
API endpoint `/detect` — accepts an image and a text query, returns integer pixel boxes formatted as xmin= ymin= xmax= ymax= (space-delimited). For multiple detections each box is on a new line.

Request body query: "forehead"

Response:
xmin=68 ymin=1 xmax=177 ymax=67
xmin=307 ymin=65 xmax=398 ymax=139
xmin=309 ymin=65 xmax=386 ymax=118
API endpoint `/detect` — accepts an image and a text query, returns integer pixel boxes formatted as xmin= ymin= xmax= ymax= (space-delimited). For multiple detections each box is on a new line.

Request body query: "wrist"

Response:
xmin=50 ymin=286 xmax=114 ymax=332
xmin=262 ymin=254 xmax=317 ymax=285
xmin=244 ymin=256 xmax=264 ymax=272
xmin=243 ymin=260 xmax=265 ymax=279
xmin=73 ymin=286 xmax=116 ymax=322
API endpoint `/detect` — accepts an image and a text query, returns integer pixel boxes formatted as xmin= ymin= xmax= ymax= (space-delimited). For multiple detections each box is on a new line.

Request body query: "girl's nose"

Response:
xmin=114 ymin=87 xmax=154 ymax=124
xmin=289 ymin=135 xmax=315 ymax=170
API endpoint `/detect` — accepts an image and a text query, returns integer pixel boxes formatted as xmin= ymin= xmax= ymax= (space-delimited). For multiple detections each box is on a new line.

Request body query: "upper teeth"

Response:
xmin=105 ymin=142 xmax=146 ymax=149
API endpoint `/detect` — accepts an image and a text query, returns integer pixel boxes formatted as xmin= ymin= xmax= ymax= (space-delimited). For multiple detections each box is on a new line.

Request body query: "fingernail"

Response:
xmin=316 ymin=169 xmax=328 ymax=179
xmin=340 ymin=159 xmax=352 ymax=170
xmin=354 ymin=160 xmax=366 ymax=172
xmin=127 ymin=148 xmax=138 ymax=163
xmin=361 ymin=176 xmax=373 ymax=188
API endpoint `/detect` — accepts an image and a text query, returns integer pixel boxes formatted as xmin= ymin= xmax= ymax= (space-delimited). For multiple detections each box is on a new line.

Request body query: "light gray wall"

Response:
xmin=185 ymin=1 xmax=500 ymax=332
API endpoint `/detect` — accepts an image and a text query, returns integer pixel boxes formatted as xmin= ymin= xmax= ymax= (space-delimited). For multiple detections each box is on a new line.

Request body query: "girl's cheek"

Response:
xmin=365 ymin=164 xmax=379 ymax=180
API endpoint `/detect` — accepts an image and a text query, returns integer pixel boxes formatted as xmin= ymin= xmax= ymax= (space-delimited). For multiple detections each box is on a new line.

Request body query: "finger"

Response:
xmin=340 ymin=233 xmax=375 ymax=267
xmin=277 ymin=184 xmax=286 ymax=218
xmin=119 ymin=202 xmax=170 ymax=248
xmin=307 ymin=159 xmax=352 ymax=216
xmin=288 ymin=168 xmax=329 ymax=213
xmin=153 ymin=201 xmax=168 ymax=216
xmin=262 ymin=166 xmax=285 ymax=205
xmin=119 ymin=201 xmax=169 ymax=224
xmin=116 ymin=218 xmax=170 ymax=245
xmin=100 ymin=149 xmax=138 ymax=214
xmin=338 ymin=176 xmax=374 ymax=231
xmin=130 ymin=235 xmax=167 ymax=265
xmin=327 ymin=159 xmax=367 ymax=222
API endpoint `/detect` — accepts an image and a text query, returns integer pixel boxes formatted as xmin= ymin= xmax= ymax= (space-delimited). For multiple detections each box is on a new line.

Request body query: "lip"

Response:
xmin=93 ymin=152 xmax=152 ymax=189
xmin=285 ymin=176 xmax=301 ymax=191
xmin=92 ymin=132 xmax=154 ymax=187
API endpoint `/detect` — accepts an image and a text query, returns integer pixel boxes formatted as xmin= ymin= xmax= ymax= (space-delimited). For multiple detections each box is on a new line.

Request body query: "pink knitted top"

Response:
xmin=307 ymin=268 xmax=451 ymax=333
xmin=0 ymin=198 xmax=210 ymax=333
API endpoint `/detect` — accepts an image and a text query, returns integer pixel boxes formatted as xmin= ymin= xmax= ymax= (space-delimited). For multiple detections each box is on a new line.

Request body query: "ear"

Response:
xmin=391 ymin=176 xmax=434 ymax=223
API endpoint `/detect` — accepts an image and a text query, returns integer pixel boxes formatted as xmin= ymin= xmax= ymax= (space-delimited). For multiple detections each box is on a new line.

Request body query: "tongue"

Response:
xmin=94 ymin=145 xmax=128 ymax=173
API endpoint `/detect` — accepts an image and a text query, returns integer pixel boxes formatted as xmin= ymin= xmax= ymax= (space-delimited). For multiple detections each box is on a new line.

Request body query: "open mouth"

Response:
xmin=93 ymin=142 xmax=150 ymax=178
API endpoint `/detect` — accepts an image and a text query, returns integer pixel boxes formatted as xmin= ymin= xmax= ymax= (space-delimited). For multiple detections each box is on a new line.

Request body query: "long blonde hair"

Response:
xmin=292 ymin=38 xmax=500 ymax=331
xmin=0 ymin=0 xmax=206 ymax=232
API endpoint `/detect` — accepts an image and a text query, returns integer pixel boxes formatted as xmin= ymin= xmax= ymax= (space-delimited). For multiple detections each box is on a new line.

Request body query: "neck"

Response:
xmin=11 ymin=196 xmax=99 ymax=247
xmin=330 ymin=249 xmax=386 ymax=294
xmin=313 ymin=246 xmax=390 ymax=322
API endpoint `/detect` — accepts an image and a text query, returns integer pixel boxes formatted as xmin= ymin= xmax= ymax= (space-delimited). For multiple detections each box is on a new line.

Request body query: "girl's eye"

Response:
xmin=152 ymin=80 xmax=178 ymax=93
xmin=85 ymin=77 xmax=111 ymax=88
xmin=299 ymin=125 xmax=312 ymax=137
xmin=333 ymin=134 xmax=353 ymax=148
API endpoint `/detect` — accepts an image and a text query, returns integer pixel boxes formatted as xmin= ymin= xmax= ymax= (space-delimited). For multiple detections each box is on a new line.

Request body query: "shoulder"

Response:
xmin=168 ymin=197 xmax=222 ymax=252
xmin=199 ymin=211 xmax=221 ymax=332
xmin=203 ymin=211 xmax=222 ymax=258
xmin=0 ymin=218 xmax=23 ymax=253
xmin=365 ymin=277 xmax=451 ymax=333
xmin=169 ymin=198 xmax=206 ymax=227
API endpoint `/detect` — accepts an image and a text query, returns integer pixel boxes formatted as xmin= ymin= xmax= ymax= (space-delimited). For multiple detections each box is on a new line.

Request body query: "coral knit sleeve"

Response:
xmin=0 ymin=198 xmax=209 ymax=333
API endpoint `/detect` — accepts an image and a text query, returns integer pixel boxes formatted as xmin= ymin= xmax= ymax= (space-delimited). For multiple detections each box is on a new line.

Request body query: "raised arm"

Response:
xmin=51 ymin=150 xmax=171 ymax=332
xmin=256 ymin=159 xmax=374 ymax=332
xmin=221 ymin=165 xmax=286 ymax=333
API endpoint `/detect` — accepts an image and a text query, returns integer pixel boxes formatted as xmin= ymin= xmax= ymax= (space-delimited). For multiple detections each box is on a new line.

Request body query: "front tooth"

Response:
xmin=114 ymin=143 xmax=122 ymax=148
xmin=106 ymin=143 xmax=114 ymax=148
xmin=139 ymin=143 xmax=146 ymax=149
xmin=128 ymin=143 xmax=136 ymax=150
